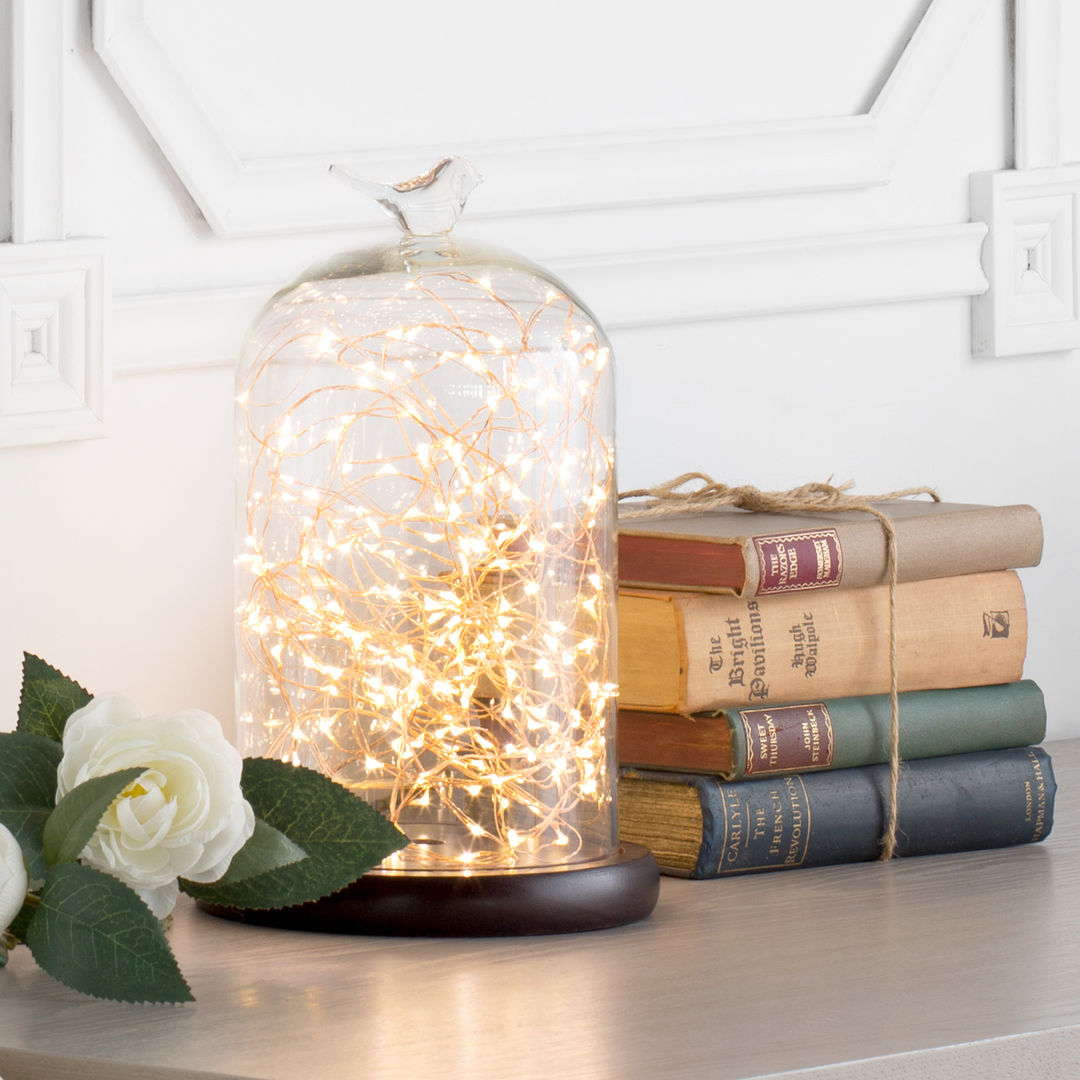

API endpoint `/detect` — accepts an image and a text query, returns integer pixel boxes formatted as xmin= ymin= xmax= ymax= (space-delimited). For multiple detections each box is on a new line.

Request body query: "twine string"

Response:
xmin=618 ymin=474 xmax=941 ymax=861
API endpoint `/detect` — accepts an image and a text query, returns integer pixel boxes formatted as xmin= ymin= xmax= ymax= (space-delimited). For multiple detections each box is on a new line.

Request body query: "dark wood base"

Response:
xmin=196 ymin=844 xmax=660 ymax=936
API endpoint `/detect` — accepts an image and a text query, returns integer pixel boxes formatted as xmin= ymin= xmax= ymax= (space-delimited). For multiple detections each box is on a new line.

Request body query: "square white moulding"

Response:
xmin=971 ymin=166 xmax=1080 ymax=357
xmin=0 ymin=238 xmax=108 ymax=447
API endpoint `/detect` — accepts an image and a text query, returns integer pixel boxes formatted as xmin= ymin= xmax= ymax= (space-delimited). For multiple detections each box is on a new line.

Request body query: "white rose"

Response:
xmin=0 ymin=823 xmax=28 ymax=935
xmin=56 ymin=694 xmax=255 ymax=919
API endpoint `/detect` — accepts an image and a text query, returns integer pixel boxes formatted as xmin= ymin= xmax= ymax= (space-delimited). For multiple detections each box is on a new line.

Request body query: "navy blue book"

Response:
xmin=617 ymin=747 xmax=1055 ymax=877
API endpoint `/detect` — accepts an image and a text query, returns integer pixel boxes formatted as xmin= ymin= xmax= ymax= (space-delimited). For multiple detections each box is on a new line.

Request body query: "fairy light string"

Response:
xmin=618 ymin=473 xmax=941 ymax=861
xmin=237 ymin=265 xmax=617 ymax=870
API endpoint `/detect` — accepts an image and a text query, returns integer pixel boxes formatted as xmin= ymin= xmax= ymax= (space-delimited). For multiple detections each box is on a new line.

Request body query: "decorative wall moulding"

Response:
xmin=1014 ymin=0 xmax=1066 ymax=171
xmin=0 ymin=239 xmax=109 ymax=447
xmin=112 ymin=287 xmax=263 ymax=375
xmin=91 ymin=0 xmax=985 ymax=237
xmin=9 ymin=0 xmax=64 ymax=243
xmin=112 ymin=223 xmax=990 ymax=374
xmin=971 ymin=166 xmax=1080 ymax=358
xmin=567 ymin=223 xmax=989 ymax=330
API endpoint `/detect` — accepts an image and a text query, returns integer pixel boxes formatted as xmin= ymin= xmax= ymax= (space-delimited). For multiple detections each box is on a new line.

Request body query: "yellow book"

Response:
xmin=617 ymin=570 xmax=1027 ymax=714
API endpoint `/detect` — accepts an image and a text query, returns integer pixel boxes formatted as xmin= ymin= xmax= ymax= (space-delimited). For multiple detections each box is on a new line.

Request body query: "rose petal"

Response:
xmin=131 ymin=879 xmax=179 ymax=920
xmin=183 ymin=798 xmax=256 ymax=882
xmin=0 ymin=824 xmax=28 ymax=933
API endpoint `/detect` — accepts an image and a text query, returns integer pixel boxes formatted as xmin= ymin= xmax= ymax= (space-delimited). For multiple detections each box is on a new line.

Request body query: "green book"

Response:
xmin=615 ymin=680 xmax=1046 ymax=779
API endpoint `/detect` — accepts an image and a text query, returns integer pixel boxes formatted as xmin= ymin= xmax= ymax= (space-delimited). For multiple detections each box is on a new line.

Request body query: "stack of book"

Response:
xmin=614 ymin=499 xmax=1057 ymax=878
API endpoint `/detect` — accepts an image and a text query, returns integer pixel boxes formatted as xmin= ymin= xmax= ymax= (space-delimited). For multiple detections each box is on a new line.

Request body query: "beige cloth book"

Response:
xmin=618 ymin=501 xmax=1043 ymax=596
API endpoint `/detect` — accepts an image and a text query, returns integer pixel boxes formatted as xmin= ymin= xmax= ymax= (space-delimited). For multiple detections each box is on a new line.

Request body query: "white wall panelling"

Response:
xmin=111 ymin=223 xmax=991 ymax=374
xmin=971 ymin=0 xmax=1080 ymax=358
xmin=0 ymin=239 xmax=108 ymax=446
xmin=1 ymin=2 xmax=109 ymax=445
xmin=558 ymin=224 xmax=990 ymax=328
xmin=971 ymin=166 xmax=1080 ymax=357
xmin=1059 ymin=3 xmax=1080 ymax=165
xmin=1015 ymin=0 xmax=1064 ymax=170
xmin=3 ymin=1 xmax=1078 ymax=745
xmin=9 ymin=0 xmax=64 ymax=243
xmin=0 ymin=1 xmax=12 ymax=243
xmin=93 ymin=0 xmax=993 ymax=372
xmin=91 ymin=0 xmax=985 ymax=237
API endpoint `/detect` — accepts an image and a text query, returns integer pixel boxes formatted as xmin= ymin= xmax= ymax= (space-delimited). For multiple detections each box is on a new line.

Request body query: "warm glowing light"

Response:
xmin=236 ymin=261 xmax=616 ymax=871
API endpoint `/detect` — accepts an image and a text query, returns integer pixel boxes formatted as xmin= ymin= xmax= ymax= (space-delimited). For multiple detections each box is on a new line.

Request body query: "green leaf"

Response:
xmin=42 ymin=767 xmax=145 ymax=867
xmin=180 ymin=757 xmax=408 ymax=910
xmin=17 ymin=653 xmax=92 ymax=743
xmin=209 ymin=819 xmax=308 ymax=886
xmin=0 ymin=732 xmax=63 ymax=880
xmin=25 ymin=862 xmax=193 ymax=1003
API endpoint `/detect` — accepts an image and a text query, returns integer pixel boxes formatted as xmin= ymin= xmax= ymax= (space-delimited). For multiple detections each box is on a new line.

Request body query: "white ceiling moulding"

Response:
xmin=113 ymin=222 xmax=989 ymax=374
xmin=0 ymin=240 xmax=109 ymax=447
xmin=91 ymin=0 xmax=986 ymax=238
xmin=971 ymin=167 xmax=1080 ymax=358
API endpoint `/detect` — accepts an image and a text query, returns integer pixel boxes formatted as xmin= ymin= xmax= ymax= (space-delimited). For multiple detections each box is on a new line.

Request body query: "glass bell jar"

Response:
xmin=235 ymin=158 xmax=657 ymax=933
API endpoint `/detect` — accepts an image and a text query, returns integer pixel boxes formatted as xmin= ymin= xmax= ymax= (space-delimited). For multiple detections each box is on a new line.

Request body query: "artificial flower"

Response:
xmin=56 ymin=695 xmax=254 ymax=918
xmin=0 ymin=823 xmax=27 ymax=935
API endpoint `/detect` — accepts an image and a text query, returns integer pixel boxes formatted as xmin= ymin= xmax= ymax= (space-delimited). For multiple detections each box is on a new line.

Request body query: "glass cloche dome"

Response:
xmin=233 ymin=158 xmax=657 ymax=933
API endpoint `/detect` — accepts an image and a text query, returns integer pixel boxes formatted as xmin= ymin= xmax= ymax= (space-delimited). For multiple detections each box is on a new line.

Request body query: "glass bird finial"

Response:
xmin=331 ymin=156 xmax=483 ymax=236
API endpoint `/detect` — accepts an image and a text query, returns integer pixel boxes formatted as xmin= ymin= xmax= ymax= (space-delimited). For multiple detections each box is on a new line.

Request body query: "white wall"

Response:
xmin=2 ymin=0 xmax=1078 ymax=739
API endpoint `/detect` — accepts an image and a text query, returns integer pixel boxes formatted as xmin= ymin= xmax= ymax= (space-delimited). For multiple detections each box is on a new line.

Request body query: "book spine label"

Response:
xmin=741 ymin=503 xmax=1043 ymax=596
xmin=753 ymin=529 xmax=843 ymax=594
xmin=696 ymin=746 xmax=1054 ymax=877
xmin=740 ymin=703 xmax=835 ymax=776
xmin=713 ymin=773 xmax=814 ymax=871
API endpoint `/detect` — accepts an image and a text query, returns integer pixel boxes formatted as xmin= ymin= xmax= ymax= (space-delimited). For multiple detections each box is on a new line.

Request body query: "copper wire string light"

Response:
xmin=237 ymin=254 xmax=619 ymax=870
xmin=233 ymin=160 xmax=658 ymax=932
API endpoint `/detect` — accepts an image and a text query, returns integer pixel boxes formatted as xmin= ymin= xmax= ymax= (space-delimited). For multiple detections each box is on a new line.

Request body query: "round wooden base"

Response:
xmin=197 ymin=844 xmax=660 ymax=936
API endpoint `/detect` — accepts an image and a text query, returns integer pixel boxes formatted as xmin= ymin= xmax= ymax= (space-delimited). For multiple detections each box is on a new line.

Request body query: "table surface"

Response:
xmin=1 ymin=740 xmax=1078 ymax=1080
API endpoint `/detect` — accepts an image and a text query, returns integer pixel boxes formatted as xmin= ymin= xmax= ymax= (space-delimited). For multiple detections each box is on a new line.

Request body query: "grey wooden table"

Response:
xmin=2 ymin=741 xmax=1078 ymax=1080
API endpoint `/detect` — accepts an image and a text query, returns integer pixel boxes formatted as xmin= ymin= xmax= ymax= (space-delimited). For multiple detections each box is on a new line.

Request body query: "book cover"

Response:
xmin=617 ymin=500 xmax=1043 ymax=596
xmin=617 ymin=746 xmax=1055 ymax=878
xmin=615 ymin=680 xmax=1047 ymax=778
xmin=617 ymin=570 xmax=1027 ymax=713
